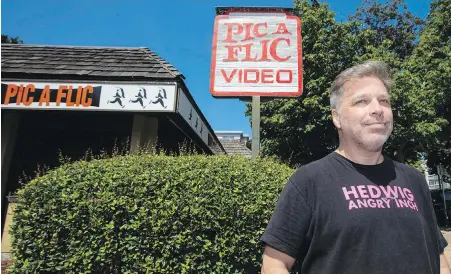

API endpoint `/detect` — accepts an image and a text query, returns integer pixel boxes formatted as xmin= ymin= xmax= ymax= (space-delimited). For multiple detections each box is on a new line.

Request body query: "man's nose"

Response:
xmin=369 ymin=99 xmax=383 ymax=116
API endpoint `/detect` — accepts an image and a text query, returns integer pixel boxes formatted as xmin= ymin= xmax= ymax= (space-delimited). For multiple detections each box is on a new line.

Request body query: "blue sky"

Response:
xmin=2 ymin=0 xmax=431 ymax=137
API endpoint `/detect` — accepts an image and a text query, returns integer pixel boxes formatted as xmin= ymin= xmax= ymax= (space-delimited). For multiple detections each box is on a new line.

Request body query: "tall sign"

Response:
xmin=210 ymin=7 xmax=303 ymax=159
xmin=210 ymin=7 xmax=302 ymax=98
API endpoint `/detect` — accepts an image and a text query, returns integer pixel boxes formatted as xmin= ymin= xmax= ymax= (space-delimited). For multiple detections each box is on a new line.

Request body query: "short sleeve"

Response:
xmin=436 ymin=224 xmax=448 ymax=253
xmin=260 ymin=178 xmax=313 ymax=258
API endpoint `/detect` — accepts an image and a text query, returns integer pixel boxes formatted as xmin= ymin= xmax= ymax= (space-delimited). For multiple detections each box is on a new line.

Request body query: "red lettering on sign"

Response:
xmin=243 ymin=69 xmax=259 ymax=83
xmin=62 ymin=85 xmax=92 ymax=108
xmin=38 ymin=85 xmax=50 ymax=106
xmin=56 ymin=86 xmax=67 ymax=106
xmin=66 ymin=86 xmax=75 ymax=106
xmin=16 ymin=85 xmax=24 ymax=105
xmin=221 ymin=69 xmax=236 ymax=83
xmin=221 ymin=69 xmax=293 ymax=84
xmin=259 ymin=39 xmax=271 ymax=61
xmin=242 ymin=23 xmax=254 ymax=41
xmin=223 ymin=38 xmax=292 ymax=62
xmin=222 ymin=23 xmax=243 ymax=43
xmin=270 ymin=38 xmax=291 ymax=62
xmin=254 ymin=23 xmax=268 ymax=38
xmin=272 ymin=23 xmax=291 ymax=35
xmin=82 ymin=86 xmax=93 ymax=107
xmin=76 ymin=86 xmax=83 ymax=106
xmin=261 ymin=69 xmax=273 ymax=83
xmin=241 ymin=22 xmax=268 ymax=41
xmin=223 ymin=44 xmax=241 ymax=61
xmin=4 ymin=84 xmax=18 ymax=104
xmin=241 ymin=43 xmax=258 ymax=61
xmin=22 ymin=84 xmax=35 ymax=106
xmin=276 ymin=70 xmax=293 ymax=83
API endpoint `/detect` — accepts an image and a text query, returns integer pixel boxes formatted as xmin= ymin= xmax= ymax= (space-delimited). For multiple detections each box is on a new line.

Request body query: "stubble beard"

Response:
xmin=342 ymin=120 xmax=393 ymax=152
xmin=357 ymin=131 xmax=391 ymax=152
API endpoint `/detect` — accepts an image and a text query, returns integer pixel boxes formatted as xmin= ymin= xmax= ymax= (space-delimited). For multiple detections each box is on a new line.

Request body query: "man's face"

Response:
xmin=332 ymin=76 xmax=393 ymax=152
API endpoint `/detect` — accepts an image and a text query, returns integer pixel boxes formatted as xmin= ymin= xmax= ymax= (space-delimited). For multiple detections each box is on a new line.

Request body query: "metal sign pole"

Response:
xmin=251 ymin=96 xmax=260 ymax=159
xmin=210 ymin=8 xmax=302 ymax=159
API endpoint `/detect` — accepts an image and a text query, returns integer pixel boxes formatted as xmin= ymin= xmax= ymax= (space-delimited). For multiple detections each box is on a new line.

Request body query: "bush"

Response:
xmin=9 ymin=153 xmax=293 ymax=273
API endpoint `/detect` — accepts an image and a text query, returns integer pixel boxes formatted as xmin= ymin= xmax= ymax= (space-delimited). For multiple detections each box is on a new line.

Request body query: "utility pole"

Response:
xmin=438 ymin=164 xmax=448 ymax=225
xmin=251 ymin=96 xmax=260 ymax=159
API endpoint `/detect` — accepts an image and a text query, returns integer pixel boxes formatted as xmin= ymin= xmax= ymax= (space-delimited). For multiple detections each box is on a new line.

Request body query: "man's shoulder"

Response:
xmin=294 ymin=154 xmax=332 ymax=172
xmin=387 ymin=156 xmax=426 ymax=182
xmin=290 ymin=154 xmax=334 ymax=183
xmin=389 ymin=157 xmax=423 ymax=175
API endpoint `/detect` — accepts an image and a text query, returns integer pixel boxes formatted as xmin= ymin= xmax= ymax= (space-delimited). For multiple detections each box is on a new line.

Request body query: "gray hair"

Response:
xmin=330 ymin=61 xmax=393 ymax=110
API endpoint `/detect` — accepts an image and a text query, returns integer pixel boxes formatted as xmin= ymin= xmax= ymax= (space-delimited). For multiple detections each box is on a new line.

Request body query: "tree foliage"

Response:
xmin=350 ymin=0 xmax=424 ymax=63
xmin=407 ymin=0 xmax=451 ymax=173
xmin=2 ymin=34 xmax=23 ymax=44
xmin=246 ymin=0 xmax=450 ymax=170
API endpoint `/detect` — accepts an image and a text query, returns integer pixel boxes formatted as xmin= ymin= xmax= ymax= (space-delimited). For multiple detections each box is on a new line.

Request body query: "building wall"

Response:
xmin=215 ymin=131 xmax=249 ymax=143
xmin=427 ymin=174 xmax=451 ymax=190
xmin=1 ymin=110 xmax=134 ymax=236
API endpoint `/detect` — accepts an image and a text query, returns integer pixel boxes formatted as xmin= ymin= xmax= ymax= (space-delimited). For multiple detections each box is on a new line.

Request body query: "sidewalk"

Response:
xmin=442 ymin=230 xmax=451 ymax=264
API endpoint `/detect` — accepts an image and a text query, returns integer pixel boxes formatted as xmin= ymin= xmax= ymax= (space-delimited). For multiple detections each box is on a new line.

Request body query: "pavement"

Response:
xmin=442 ymin=230 xmax=451 ymax=264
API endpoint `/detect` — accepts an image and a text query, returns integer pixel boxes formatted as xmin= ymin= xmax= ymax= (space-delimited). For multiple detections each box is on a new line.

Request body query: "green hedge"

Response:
xmin=9 ymin=154 xmax=293 ymax=273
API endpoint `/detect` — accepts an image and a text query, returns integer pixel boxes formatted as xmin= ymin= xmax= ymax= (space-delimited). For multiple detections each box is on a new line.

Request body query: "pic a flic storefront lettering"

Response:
xmin=2 ymin=83 xmax=98 ymax=108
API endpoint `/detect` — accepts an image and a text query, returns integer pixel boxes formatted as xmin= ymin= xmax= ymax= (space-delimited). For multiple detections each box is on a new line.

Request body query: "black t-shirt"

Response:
xmin=261 ymin=152 xmax=448 ymax=274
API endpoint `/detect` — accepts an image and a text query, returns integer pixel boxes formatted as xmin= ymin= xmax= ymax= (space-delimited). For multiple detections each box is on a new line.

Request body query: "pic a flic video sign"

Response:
xmin=210 ymin=8 xmax=303 ymax=98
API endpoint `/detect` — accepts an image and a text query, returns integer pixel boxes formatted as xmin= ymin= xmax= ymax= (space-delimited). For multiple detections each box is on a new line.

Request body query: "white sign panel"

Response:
xmin=1 ymin=82 xmax=176 ymax=112
xmin=178 ymin=88 xmax=209 ymax=144
xmin=210 ymin=10 xmax=303 ymax=97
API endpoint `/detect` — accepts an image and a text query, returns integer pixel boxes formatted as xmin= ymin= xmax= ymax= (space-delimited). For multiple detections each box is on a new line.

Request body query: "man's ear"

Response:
xmin=332 ymin=109 xmax=341 ymax=129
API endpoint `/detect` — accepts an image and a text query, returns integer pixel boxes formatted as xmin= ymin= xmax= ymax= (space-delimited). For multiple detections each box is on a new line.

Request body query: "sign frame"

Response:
xmin=210 ymin=7 xmax=303 ymax=98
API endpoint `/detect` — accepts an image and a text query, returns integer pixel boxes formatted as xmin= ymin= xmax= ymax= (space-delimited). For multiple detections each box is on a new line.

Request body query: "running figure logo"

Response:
xmin=107 ymin=87 xmax=126 ymax=108
xmin=151 ymin=88 xmax=168 ymax=109
xmin=130 ymin=87 xmax=147 ymax=109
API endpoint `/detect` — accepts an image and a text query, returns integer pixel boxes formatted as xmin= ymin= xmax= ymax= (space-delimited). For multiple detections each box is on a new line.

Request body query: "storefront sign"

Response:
xmin=210 ymin=9 xmax=302 ymax=97
xmin=1 ymin=82 xmax=176 ymax=112
xmin=178 ymin=88 xmax=209 ymax=144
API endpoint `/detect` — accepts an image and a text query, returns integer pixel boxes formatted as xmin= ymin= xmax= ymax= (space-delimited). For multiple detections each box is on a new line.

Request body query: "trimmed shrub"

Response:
xmin=9 ymin=154 xmax=293 ymax=273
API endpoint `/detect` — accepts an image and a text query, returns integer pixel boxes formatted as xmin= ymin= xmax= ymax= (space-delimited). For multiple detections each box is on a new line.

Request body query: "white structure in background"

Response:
xmin=214 ymin=131 xmax=251 ymax=157
xmin=426 ymin=174 xmax=445 ymax=190
xmin=422 ymin=160 xmax=450 ymax=190
xmin=215 ymin=131 xmax=249 ymax=142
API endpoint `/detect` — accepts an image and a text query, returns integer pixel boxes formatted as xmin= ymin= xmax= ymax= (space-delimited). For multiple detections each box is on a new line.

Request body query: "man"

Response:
xmin=260 ymin=61 xmax=450 ymax=274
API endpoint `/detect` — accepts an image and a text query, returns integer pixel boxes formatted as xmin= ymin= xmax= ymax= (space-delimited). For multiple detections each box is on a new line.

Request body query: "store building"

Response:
xmin=1 ymin=44 xmax=226 ymax=250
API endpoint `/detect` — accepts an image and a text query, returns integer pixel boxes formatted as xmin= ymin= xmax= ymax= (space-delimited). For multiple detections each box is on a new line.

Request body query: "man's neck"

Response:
xmin=335 ymin=145 xmax=383 ymax=165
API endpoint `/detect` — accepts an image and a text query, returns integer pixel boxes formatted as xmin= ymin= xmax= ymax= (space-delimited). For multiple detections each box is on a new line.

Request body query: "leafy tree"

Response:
xmin=350 ymin=0 xmax=424 ymax=64
xmin=245 ymin=0 xmax=447 ymax=168
xmin=246 ymin=1 xmax=362 ymax=166
xmin=2 ymin=34 xmax=23 ymax=44
xmin=406 ymin=0 xmax=451 ymax=173
xmin=388 ymin=0 xmax=449 ymax=166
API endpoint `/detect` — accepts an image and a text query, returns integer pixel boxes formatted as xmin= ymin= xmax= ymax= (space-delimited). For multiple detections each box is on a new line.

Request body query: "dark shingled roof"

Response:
xmin=210 ymin=144 xmax=227 ymax=156
xmin=1 ymin=44 xmax=184 ymax=80
xmin=219 ymin=139 xmax=252 ymax=157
